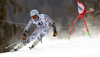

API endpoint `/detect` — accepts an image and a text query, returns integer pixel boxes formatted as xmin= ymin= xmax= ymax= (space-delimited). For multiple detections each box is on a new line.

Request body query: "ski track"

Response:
xmin=0 ymin=36 xmax=100 ymax=57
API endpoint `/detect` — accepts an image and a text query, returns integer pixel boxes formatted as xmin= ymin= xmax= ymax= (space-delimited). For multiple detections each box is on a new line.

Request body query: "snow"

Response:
xmin=0 ymin=36 xmax=100 ymax=57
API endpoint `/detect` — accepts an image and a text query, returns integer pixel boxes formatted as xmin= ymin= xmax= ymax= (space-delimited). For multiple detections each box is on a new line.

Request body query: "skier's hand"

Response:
xmin=22 ymin=35 xmax=26 ymax=40
xmin=53 ymin=32 xmax=57 ymax=37
xmin=22 ymin=30 xmax=27 ymax=40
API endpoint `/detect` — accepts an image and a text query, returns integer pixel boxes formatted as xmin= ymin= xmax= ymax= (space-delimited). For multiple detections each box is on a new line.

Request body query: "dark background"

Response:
xmin=0 ymin=0 xmax=100 ymax=53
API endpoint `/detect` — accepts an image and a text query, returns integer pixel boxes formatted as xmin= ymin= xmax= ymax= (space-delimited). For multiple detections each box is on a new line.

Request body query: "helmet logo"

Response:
xmin=31 ymin=13 xmax=36 ymax=16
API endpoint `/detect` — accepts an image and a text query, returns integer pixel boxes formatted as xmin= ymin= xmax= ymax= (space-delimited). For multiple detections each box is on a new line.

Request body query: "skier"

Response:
xmin=68 ymin=0 xmax=94 ymax=39
xmin=14 ymin=9 xmax=57 ymax=51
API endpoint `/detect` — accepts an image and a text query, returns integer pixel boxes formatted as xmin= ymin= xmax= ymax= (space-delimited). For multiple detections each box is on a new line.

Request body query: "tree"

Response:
xmin=0 ymin=0 xmax=24 ymax=53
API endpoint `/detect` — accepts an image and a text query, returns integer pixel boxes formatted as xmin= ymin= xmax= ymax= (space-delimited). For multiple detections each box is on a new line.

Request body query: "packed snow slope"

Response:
xmin=0 ymin=36 xmax=100 ymax=57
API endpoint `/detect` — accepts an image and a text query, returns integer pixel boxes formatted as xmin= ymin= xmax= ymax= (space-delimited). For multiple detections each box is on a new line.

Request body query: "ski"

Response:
xmin=29 ymin=39 xmax=40 ymax=50
xmin=10 ymin=42 xmax=25 ymax=52
xmin=29 ymin=45 xmax=34 ymax=50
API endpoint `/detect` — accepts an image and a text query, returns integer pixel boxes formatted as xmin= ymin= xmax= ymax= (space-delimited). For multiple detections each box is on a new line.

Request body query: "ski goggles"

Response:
xmin=32 ymin=15 xmax=38 ymax=19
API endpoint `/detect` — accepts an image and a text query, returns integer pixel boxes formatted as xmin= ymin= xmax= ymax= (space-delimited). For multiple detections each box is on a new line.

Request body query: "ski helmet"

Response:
xmin=30 ymin=9 xmax=39 ymax=17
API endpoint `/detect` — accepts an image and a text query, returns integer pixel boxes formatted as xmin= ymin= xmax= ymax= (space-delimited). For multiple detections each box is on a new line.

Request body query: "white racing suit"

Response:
xmin=23 ymin=14 xmax=54 ymax=45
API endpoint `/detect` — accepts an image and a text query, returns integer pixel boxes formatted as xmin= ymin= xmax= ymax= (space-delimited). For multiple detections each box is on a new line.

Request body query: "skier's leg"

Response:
xmin=13 ymin=34 xmax=37 ymax=51
xmin=23 ymin=36 xmax=36 ymax=45
xmin=23 ymin=32 xmax=37 ymax=45
xmin=30 ymin=28 xmax=49 ymax=49
xmin=13 ymin=29 xmax=38 ymax=51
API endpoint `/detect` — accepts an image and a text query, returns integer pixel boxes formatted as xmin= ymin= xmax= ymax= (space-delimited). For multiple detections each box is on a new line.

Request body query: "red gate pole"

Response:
xmin=69 ymin=15 xmax=80 ymax=39
xmin=83 ymin=17 xmax=90 ymax=36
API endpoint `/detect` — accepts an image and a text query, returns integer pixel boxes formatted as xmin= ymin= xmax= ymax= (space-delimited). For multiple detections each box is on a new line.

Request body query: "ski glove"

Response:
xmin=22 ymin=35 xmax=26 ymax=40
xmin=52 ymin=22 xmax=57 ymax=37
xmin=22 ymin=30 xmax=27 ymax=40
xmin=53 ymin=32 xmax=57 ymax=37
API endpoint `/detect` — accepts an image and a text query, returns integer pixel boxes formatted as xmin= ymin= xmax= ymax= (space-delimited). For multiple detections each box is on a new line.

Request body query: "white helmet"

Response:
xmin=30 ymin=9 xmax=39 ymax=17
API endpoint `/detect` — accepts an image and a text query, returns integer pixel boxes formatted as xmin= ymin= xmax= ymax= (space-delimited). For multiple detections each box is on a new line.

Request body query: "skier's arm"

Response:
xmin=44 ymin=14 xmax=54 ymax=25
xmin=24 ymin=19 xmax=33 ymax=32
xmin=52 ymin=22 xmax=57 ymax=36
xmin=22 ymin=19 xmax=33 ymax=40
xmin=44 ymin=14 xmax=57 ymax=36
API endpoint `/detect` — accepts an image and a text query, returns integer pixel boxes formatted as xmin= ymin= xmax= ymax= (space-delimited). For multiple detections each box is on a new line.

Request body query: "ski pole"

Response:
xmin=5 ymin=39 xmax=22 ymax=49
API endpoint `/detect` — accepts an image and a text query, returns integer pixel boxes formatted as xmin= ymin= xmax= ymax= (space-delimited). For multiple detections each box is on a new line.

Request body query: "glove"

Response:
xmin=22 ymin=30 xmax=27 ymax=40
xmin=53 ymin=32 xmax=57 ymax=37
xmin=22 ymin=35 xmax=26 ymax=40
